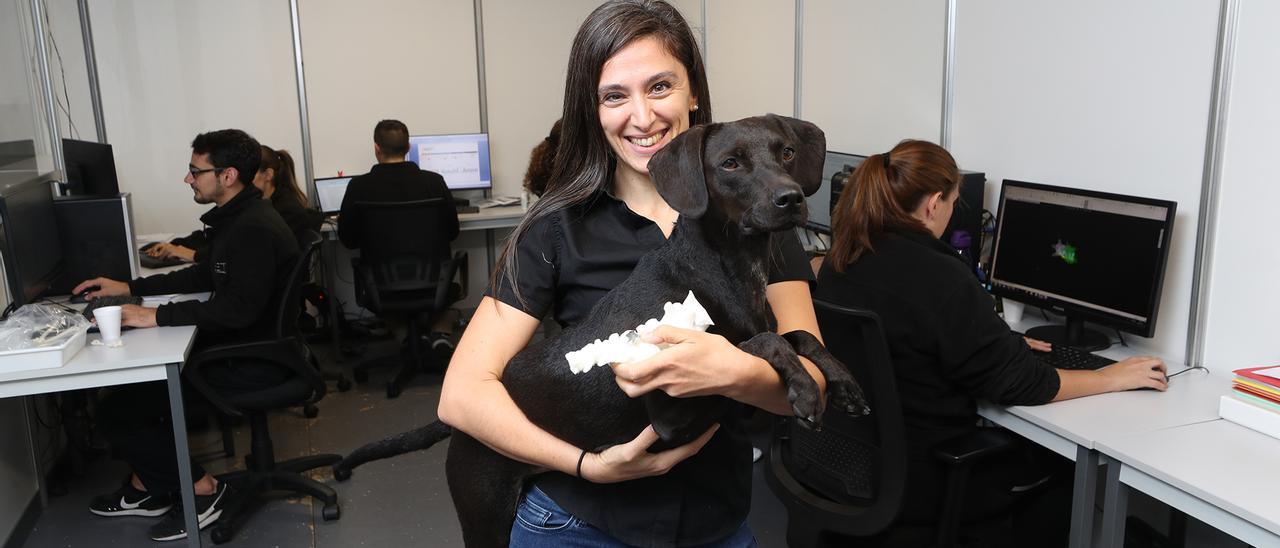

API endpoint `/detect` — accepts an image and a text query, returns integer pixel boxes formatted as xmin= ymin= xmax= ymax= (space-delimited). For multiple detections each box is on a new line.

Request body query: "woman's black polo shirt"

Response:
xmin=487 ymin=190 xmax=813 ymax=547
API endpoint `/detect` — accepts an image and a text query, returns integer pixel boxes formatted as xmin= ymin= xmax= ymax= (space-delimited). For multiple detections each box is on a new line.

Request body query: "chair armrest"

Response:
xmin=931 ymin=428 xmax=1019 ymax=467
xmin=434 ymin=251 xmax=468 ymax=310
xmin=185 ymin=337 xmax=319 ymax=417
xmin=350 ymin=258 xmax=382 ymax=311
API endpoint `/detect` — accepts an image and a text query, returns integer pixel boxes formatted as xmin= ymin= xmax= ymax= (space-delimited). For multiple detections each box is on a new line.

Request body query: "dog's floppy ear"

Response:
xmin=768 ymin=114 xmax=826 ymax=196
xmin=648 ymin=124 xmax=710 ymax=218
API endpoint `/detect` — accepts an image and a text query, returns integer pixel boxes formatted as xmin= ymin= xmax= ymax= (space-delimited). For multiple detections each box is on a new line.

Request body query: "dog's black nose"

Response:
xmin=772 ymin=189 xmax=804 ymax=209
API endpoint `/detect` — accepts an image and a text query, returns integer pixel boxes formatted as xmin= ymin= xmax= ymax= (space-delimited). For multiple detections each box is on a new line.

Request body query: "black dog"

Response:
xmin=334 ymin=115 xmax=867 ymax=546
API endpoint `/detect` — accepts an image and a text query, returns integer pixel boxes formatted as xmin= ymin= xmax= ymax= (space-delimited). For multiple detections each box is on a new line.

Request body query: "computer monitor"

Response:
xmin=49 ymin=193 xmax=140 ymax=296
xmin=808 ymin=151 xmax=866 ymax=234
xmin=0 ymin=179 xmax=65 ymax=316
xmin=407 ymin=133 xmax=492 ymax=190
xmin=988 ymin=179 xmax=1176 ymax=351
xmin=62 ymin=138 xmax=120 ymax=196
xmin=315 ymin=176 xmax=354 ymax=214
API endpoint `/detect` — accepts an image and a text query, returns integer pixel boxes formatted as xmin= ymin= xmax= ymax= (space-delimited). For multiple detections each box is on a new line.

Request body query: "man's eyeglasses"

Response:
xmin=187 ymin=166 xmax=225 ymax=178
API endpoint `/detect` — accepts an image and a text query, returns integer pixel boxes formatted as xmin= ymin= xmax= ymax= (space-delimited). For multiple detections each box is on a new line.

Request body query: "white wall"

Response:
xmin=0 ymin=0 xmax=54 ymax=171
xmin=299 ymin=0 xmax=480 ymax=180
xmin=950 ymin=0 xmax=1220 ymax=360
xmin=800 ymin=0 xmax=945 ymax=156
xmin=44 ymin=0 xmax=96 ymax=144
xmin=705 ymin=0 xmax=794 ymax=122
xmin=88 ymin=0 xmax=305 ymax=235
xmin=1201 ymin=0 xmax=1280 ymax=371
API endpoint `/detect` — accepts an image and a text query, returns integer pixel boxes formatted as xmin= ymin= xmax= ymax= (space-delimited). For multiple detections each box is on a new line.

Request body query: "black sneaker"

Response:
xmin=89 ymin=482 xmax=173 ymax=518
xmin=429 ymin=331 xmax=455 ymax=352
xmin=147 ymin=482 xmax=230 ymax=542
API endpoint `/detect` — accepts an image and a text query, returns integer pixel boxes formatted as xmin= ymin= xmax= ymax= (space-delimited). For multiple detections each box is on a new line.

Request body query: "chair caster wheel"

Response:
xmin=386 ymin=382 xmax=401 ymax=399
xmin=332 ymin=463 xmax=351 ymax=481
xmin=336 ymin=376 xmax=352 ymax=392
xmin=322 ymin=503 xmax=341 ymax=521
xmin=304 ymin=404 xmax=319 ymax=419
xmin=353 ymin=370 xmax=368 ymax=383
xmin=211 ymin=524 xmax=233 ymax=544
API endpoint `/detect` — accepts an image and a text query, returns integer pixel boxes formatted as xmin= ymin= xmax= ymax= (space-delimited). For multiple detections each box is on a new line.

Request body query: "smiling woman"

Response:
xmin=437 ymin=1 xmax=829 ymax=547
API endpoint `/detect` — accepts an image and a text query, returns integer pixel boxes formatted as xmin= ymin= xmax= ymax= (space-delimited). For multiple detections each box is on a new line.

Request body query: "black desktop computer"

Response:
xmin=808 ymin=151 xmax=866 ymax=234
xmin=62 ymin=138 xmax=121 ymax=196
xmin=988 ymin=179 xmax=1176 ymax=351
xmin=0 ymin=179 xmax=65 ymax=316
xmin=48 ymin=193 xmax=140 ymax=296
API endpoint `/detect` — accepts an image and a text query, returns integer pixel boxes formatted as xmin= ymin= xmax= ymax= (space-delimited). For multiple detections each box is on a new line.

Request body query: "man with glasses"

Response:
xmin=72 ymin=129 xmax=300 ymax=542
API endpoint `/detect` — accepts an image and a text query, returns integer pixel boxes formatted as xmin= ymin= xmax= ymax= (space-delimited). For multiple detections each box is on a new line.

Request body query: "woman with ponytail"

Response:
xmin=816 ymin=139 xmax=1167 ymax=543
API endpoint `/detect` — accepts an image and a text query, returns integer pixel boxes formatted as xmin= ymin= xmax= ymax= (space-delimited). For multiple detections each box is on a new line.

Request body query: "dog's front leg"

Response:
xmin=738 ymin=332 xmax=823 ymax=423
xmin=782 ymin=330 xmax=869 ymax=416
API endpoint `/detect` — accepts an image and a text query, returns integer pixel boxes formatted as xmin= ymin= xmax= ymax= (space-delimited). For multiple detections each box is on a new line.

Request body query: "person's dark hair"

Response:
xmin=495 ymin=0 xmax=712 ymax=299
xmin=827 ymin=139 xmax=961 ymax=272
xmin=191 ymin=129 xmax=260 ymax=185
xmin=523 ymin=119 xmax=562 ymax=198
xmin=260 ymin=145 xmax=307 ymax=208
xmin=374 ymin=119 xmax=410 ymax=157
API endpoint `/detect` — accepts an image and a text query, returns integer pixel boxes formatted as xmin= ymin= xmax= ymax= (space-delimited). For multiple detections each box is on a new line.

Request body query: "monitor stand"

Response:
xmin=1025 ymin=315 xmax=1110 ymax=352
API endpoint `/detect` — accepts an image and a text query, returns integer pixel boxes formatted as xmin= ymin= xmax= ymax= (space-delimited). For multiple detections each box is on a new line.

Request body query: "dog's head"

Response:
xmin=648 ymin=114 xmax=826 ymax=235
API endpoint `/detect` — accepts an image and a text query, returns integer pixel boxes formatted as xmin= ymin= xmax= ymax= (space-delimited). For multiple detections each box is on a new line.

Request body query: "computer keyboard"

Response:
xmin=1034 ymin=345 xmax=1113 ymax=371
xmin=82 ymin=295 xmax=143 ymax=321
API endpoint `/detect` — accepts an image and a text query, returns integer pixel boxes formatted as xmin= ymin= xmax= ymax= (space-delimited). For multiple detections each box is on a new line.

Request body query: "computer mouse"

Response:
xmin=69 ymin=290 xmax=94 ymax=304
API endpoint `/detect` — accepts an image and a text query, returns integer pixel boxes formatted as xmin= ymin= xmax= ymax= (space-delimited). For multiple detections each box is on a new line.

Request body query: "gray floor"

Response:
xmin=18 ymin=331 xmax=1249 ymax=548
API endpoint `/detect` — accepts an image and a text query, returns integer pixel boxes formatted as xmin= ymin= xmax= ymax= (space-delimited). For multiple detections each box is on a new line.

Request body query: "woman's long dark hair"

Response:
xmin=493 ymin=0 xmax=713 ymax=302
xmin=827 ymin=139 xmax=961 ymax=271
xmin=260 ymin=145 xmax=307 ymax=208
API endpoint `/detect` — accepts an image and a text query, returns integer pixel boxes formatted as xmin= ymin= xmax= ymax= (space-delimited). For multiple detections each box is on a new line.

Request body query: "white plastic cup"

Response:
xmin=93 ymin=305 xmax=123 ymax=347
xmin=1002 ymin=298 xmax=1025 ymax=325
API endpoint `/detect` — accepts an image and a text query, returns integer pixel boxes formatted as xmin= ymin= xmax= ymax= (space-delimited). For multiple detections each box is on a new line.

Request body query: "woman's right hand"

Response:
xmin=581 ymin=424 xmax=719 ymax=484
xmin=1101 ymin=356 xmax=1168 ymax=392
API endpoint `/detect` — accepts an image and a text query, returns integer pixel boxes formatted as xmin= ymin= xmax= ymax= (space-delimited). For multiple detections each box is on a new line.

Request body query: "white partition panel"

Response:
xmin=705 ymin=0 xmax=794 ymax=122
xmin=950 ymin=1 xmax=1220 ymax=358
xmin=1202 ymin=0 xmax=1280 ymax=371
xmin=800 ymin=0 xmax=945 ymax=155
xmin=299 ymin=0 xmax=479 ymax=180
xmin=89 ymin=1 xmax=304 ymax=234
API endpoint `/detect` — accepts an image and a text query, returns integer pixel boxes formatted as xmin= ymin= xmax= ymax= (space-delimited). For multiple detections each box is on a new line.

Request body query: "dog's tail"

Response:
xmin=332 ymin=420 xmax=453 ymax=481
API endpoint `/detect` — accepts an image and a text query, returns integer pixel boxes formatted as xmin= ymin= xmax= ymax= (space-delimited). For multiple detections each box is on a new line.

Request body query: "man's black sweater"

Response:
xmin=337 ymin=161 xmax=458 ymax=250
xmin=129 ymin=186 xmax=300 ymax=344
xmin=814 ymin=229 xmax=1060 ymax=455
xmin=170 ymin=190 xmax=320 ymax=262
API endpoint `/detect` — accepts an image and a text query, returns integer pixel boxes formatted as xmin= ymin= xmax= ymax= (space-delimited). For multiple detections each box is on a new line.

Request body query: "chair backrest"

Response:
xmin=765 ymin=299 xmax=908 ymax=544
xmin=274 ymin=229 xmax=323 ymax=339
xmin=355 ymin=198 xmax=452 ymax=265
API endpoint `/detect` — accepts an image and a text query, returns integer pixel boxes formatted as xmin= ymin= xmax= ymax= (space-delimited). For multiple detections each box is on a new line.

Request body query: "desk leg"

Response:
xmin=320 ymin=240 xmax=345 ymax=362
xmin=165 ymin=362 xmax=202 ymax=548
xmin=22 ymin=397 xmax=48 ymax=507
xmin=485 ymin=229 xmax=496 ymax=274
xmin=1069 ymin=446 xmax=1099 ymax=548
xmin=1100 ymin=460 xmax=1129 ymax=548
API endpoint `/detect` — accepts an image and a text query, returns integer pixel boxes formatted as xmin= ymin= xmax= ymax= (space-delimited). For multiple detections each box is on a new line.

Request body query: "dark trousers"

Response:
xmin=97 ymin=357 xmax=290 ymax=494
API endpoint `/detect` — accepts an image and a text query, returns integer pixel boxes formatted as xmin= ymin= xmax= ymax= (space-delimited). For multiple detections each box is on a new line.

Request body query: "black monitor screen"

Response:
xmin=63 ymin=138 xmax=120 ymax=196
xmin=809 ymin=151 xmax=865 ymax=232
xmin=989 ymin=181 xmax=1175 ymax=335
xmin=0 ymin=179 xmax=64 ymax=308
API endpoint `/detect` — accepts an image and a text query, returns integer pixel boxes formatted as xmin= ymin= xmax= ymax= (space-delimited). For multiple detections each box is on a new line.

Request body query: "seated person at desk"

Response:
xmin=338 ymin=119 xmax=460 ymax=347
xmin=73 ymin=129 xmax=300 ymax=542
xmin=146 ymin=144 xmax=321 ymax=262
xmin=814 ymin=139 xmax=1167 ymax=545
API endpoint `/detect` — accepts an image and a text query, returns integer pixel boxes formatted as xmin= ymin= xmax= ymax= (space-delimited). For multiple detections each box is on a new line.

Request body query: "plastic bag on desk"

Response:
xmin=0 ymin=303 xmax=91 ymax=350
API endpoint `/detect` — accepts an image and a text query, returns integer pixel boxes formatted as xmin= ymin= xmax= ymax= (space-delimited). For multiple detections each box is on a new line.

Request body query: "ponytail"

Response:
xmin=274 ymin=149 xmax=307 ymax=208
xmin=827 ymin=139 xmax=960 ymax=272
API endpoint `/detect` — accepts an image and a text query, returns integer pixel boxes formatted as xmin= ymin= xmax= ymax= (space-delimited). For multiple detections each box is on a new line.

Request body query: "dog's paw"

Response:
xmin=827 ymin=374 xmax=870 ymax=417
xmin=788 ymin=382 xmax=824 ymax=425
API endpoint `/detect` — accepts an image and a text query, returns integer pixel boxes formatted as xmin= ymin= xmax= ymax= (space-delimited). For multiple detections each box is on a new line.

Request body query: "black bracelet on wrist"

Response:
xmin=576 ymin=449 xmax=589 ymax=480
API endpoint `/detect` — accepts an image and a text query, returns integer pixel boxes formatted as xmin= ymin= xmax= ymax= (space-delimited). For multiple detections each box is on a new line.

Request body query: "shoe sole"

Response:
xmin=149 ymin=509 xmax=223 ymax=542
xmin=89 ymin=506 xmax=172 ymax=518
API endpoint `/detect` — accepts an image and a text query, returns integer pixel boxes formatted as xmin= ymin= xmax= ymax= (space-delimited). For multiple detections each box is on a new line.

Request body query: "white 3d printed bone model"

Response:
xmin=565 ymin=291 xmax=715 ymax=375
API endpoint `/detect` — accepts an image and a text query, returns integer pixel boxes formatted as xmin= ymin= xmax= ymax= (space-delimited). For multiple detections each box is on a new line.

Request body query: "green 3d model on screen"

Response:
xmin=1051 ymin=239 xmax=1077 ymax=264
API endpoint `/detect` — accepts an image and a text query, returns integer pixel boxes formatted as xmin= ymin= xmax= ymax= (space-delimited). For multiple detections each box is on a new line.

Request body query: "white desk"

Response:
xmin=975 ymin=316 xmax=1231 ymax=547
xmin=1096 ymin=419 xmax=1280 ymax=548
xmin=0 ymin=325 xmax=206 ymax=548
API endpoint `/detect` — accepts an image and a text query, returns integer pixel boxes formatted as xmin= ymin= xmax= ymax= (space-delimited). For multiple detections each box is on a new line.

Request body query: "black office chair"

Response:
xmin=184 ymin=231 xmax=342 ymax=544
xmin=765 ymin=299 xmax=1019 ymax=548
xmin=348 ymin=198 xmax=466 ymax=398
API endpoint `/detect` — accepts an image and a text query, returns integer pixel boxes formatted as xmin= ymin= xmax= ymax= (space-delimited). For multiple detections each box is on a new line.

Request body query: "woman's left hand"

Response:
xmin=609 ymin=325 xmax=750 ymax=399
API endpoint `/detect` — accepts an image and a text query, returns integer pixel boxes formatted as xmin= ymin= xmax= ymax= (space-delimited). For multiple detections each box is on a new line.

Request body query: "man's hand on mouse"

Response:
xmin=1101 ymin=356 xmax=1168 ymax=392
xmin=73 ymin=277 xmax=130 ymax=300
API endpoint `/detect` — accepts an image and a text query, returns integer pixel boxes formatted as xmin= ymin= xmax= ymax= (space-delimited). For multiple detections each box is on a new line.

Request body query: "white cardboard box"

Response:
xmin=1219 ymin=395 xmax=1280 ymax=441
xmin=0 ymin=328 xmax=87 ymax=374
